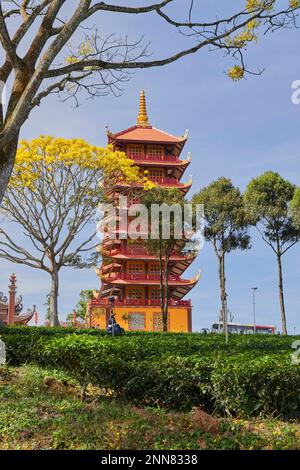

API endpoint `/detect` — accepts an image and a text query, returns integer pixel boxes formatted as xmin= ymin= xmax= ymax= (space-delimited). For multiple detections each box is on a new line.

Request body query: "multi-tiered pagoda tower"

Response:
xmin=88 ymin=91 xmax=199 ymax=332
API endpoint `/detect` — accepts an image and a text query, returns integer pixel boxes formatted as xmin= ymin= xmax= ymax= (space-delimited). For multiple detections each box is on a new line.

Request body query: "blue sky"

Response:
xmin=1 ymin=2 xmax=300 ymax=332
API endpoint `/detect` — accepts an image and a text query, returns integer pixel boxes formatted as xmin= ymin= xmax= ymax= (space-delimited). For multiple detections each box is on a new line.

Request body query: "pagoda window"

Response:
xmin=150 ymin=287 xmax=160 ymax=300
xmin=127 ymin=287 xmax=144 ymax=300
xmin=149 ymin=168 xmax=164 ymax=182
xmin=127 ymin=144 xmax=144 ymax=158
xmin=165 ymin=145 xmax=174 ymax=156
xmin=148 ymin=145 xmax=163 ymax=159
xmin=149 ymin=263 xmax=160 ymax=275
xmin=128 ymin=313 xmax=146 ymax=330
xmin=127 ymin=262 xmax=144 ymax=274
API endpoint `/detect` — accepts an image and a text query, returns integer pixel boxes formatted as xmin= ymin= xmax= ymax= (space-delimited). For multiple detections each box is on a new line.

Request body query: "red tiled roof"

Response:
xmin=108 ymin=125 xmax=187 ymax=144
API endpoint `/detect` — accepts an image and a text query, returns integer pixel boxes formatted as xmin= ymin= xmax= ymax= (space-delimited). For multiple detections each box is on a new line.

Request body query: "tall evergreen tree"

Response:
xmin=244 ymin=172 xmax=300 ymax=334
xmin=193 ymin=178 xmax=251 ymax=324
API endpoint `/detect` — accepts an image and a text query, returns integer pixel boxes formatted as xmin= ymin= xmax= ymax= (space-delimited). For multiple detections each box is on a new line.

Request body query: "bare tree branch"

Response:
xmin=87 ymin=0 xmax=174 ymax=16
xmin=0 ymin=3 xmax=22 ymax=68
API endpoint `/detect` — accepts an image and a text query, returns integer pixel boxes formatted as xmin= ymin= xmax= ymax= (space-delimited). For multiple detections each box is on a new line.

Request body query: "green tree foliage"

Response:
xmin=290 ymin=187 xmax=300 ymax=230
xmin=68 ymin=289 xmax=94 ymax=322
xmin=244 ymin=172 xmax=300 ymax=335
xmin=141 ymin=187 xmax=187 ymax=332
xmin=192 ymin=178 xmax=251 ymax=324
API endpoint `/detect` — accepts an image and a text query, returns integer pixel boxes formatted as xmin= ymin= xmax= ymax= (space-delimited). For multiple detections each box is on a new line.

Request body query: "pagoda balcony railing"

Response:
xmin=108 ymin=247 xmax=190 ymax=258
xmin=128 ymin=153 xmax=178 ymax=162
xmin=108 ymin=247 xmax=150 ymax=256
xmin=151 ymin=177 xmax=181 ymax=185
xmin=90 ymin=298 xmax=191 ymax=307
xmin=107 ymin=197 xmax=168 ymax=206
xmin=116 ymin=177 xmax=183 ymax=187
xmin=107 ymin=227 xmax=148 ymax=237
xmin=105 ymin=273 xmax=181 ymax=282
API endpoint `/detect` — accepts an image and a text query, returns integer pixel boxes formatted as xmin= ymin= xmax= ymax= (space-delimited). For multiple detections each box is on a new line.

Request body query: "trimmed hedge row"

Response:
xmin=1 ymin=329 xmax=300 ymax=417
xmin=0 ymin=325 xmax=107 ymax=337
xmin=2 ymin=324 xmax=298 ymax=352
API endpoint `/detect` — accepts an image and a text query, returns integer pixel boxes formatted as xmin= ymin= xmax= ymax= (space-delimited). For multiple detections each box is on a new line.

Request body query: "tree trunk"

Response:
xmin=163 ymin=253 xmax=170 ymax=333
xmin=158 ymin=243 xmax=165 ymax=331
xmin=0 ymin=136 xmax=19 ymax=205
xmin=49 ymin=269 xmax=60 ymax=327
xmin=218 ymin=252 xmax=227 ymax=325
xmin=277 ymin=252 xmax=287 ymax=335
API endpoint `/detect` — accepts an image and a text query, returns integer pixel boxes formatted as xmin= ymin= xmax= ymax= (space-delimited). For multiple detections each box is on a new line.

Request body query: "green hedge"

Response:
xmin=1 ymin=328 xmax=300 ymax=417
xmin=0 ymin=325 xmax=107 ymax=337
xmin=1 ymin=324 xmax=298 ymax=352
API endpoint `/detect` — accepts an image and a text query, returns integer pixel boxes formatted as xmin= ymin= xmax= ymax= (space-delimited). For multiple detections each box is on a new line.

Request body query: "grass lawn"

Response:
xmin=0 ymin=364 xmax=300 ymax=450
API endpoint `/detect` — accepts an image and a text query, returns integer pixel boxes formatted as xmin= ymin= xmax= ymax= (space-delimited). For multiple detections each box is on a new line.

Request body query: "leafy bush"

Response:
xmin=0 ymin=325 xmax=107 ymax=337
xmin=210 ymin=354 xmax=300 ymax=417
xmin=1 ymin=327 xmax=300 ymax=417
xmin=40 ymin=336 xmax=300 ymax=416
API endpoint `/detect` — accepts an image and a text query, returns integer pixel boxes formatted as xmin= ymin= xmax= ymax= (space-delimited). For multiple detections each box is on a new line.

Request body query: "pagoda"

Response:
xmin=0 ymin=274 xmax=36 ymax=326
xmin=88 ymin=91 xmax=200 ymax=332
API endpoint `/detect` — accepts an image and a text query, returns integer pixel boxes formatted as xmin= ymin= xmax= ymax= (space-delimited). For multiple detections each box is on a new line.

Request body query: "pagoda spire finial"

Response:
xmin=137 ymin=90 xmax=150 ymax=126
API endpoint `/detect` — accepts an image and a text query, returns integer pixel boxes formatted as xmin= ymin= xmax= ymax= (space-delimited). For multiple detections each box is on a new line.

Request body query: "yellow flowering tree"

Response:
xmin=0 ymin=136 xmax=142 ymax=326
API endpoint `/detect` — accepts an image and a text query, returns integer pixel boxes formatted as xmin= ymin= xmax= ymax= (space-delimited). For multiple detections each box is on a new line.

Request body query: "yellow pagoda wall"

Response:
xmin=90 ymin=306 xmax=191 ymax=333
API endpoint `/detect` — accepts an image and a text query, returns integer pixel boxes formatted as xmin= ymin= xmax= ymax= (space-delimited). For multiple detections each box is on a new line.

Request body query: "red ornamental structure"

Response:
xmin=0 ymin=274 xmax=36 ymax=325
xmin=88 ymin=91 xmax=200 ymax=332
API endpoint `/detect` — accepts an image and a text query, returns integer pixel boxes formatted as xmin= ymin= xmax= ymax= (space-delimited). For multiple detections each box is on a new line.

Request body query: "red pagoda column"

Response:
xmin=8 ymin=273 xmax=17 ymax=325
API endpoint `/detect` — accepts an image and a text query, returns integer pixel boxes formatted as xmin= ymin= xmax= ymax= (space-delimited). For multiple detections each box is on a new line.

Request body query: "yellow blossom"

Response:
xmin=10 ymin=136 xmax=154 ymax=192
xmin=246 ymin=0 xmax=274 ymax=12
xmin=227 ymin=65 xmax=245 ymax=81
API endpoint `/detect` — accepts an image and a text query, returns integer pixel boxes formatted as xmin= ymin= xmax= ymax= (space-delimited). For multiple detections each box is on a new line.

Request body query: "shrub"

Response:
xmin=1 ymin=327 xmax=300 ymax=417
xmin=210 ymin=354 xmax=300 ymax=418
